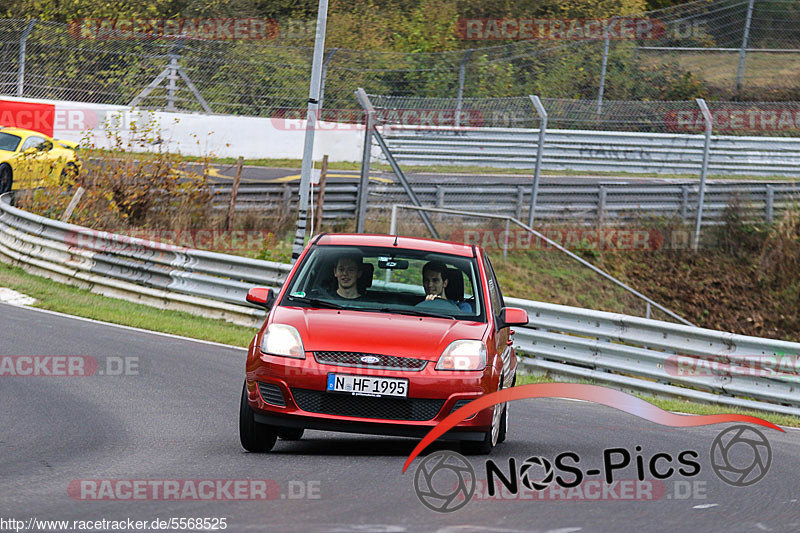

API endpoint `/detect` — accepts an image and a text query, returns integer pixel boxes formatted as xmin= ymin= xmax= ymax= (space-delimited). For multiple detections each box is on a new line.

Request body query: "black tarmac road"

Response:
xmin=186 ymin=163 xmax=692 ymax=187
xmin=1 ymin=303 xmax=798 ymax=532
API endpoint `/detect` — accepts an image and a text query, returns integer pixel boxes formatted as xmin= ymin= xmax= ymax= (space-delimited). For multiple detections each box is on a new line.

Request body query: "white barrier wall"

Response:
xmin=0 ymin=96 xmax=365 ymax=162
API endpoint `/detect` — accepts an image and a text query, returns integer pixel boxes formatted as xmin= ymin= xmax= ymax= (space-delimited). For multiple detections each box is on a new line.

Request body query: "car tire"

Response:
xmin=239 ymin=382 xmax=278 ymax=453
xmin=0 ymin=164 xmax=12 ymax=194
xmin=497 ymin=373 xmax=515 ymax=444
xmin=59 ymin=162 xmax=79 ymax=186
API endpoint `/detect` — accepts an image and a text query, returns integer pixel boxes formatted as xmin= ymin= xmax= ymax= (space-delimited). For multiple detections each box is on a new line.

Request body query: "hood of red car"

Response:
xmin=270 ymin=306 xmax=489 ymax=360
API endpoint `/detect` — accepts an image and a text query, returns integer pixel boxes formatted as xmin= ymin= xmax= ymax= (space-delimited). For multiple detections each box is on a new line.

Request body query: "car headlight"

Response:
xmin=435 ymin=340 xmax=486 ymax=371
xmin=260 ymin=324 xmax=305 ymax=359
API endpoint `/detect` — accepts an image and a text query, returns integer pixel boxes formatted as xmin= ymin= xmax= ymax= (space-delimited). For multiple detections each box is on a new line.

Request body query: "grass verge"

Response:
xmin=516 ymin=373 xmax=800 ymax=429
xmin=0 ymin=261 xmax=255 ymax=347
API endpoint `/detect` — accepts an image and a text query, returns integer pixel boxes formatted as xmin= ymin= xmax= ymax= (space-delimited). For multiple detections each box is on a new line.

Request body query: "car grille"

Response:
xmin=313 ymin=351 xmax=428 ymax=371
xmin=291 ymin=388 xmax=445 ymax=421
xmin=257 ymin=382 xmax=286 ymax=407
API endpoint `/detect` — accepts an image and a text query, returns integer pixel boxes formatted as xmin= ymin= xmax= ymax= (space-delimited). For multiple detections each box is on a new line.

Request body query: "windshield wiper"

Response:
xmin=286 ymin=296 xmax=345 ymax=310
xmin=377 ymin=308 xmax=456 ymax=320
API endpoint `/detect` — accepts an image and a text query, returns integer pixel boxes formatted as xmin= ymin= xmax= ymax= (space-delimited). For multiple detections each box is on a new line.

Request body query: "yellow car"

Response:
xmin=0 ymin=126 xmax=81 ymax=194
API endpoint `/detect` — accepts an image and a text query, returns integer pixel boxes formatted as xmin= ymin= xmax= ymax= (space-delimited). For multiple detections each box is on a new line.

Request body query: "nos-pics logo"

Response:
xmin=413 ymin=425 xmax=772 ymax=513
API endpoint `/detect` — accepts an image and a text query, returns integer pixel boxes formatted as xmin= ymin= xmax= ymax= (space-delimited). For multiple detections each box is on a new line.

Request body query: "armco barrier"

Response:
xmin=0 ymin=192 xmax=289 ymax=327
xmin=213 ymin=180 xmax=800 ymax=226
xmin=2 ymin=191 xmax=799 ymax=417
xmin=380 ymin=126 xmax=800 ymax=177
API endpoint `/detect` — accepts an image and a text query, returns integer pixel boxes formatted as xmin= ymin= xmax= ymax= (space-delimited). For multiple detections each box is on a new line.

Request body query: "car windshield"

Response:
xmin=0 ymin=132 xmax=21 ymax=152
xmin=282 ymin=244 xmax=485 ymax=322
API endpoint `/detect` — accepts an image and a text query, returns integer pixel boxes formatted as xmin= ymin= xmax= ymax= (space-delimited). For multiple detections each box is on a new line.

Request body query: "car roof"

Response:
xmin=315 ymin=233 xmax=476 ymax=257
xmin=0 ymin=127 xmax=46 ymax=137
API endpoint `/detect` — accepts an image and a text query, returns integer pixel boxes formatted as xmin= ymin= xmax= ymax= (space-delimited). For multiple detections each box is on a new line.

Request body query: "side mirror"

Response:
xmin=246 ymin=287 xmax=276 ymax=309
xmin=499 ymin=307 xmax=528 ymax=328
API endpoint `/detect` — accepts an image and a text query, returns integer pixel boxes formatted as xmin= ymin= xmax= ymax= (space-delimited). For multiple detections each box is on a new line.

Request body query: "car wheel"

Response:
xmin=59 ymin=162 xmax=79 ymax=186
xmin=277 ymin=428 xmax=304 ymax=441
xmin=0 ymin=164 xmax=12 ymax=194
xmin=498 ymin=373 xmax=515 ymax=444
xmin=497 ymin=402 xmax=508 ymax=444
xmin=239 ymin=382 xmax=278 ymax=453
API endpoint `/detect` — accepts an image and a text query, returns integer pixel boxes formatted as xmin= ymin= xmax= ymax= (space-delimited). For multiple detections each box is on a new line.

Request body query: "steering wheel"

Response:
xmin=414 ymin=297 xmax=461 ymax=312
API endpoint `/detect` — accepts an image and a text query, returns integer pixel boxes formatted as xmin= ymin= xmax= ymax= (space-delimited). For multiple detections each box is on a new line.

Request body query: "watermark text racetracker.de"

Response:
xmin=454 ymin=228 xmax=664 ymax=252
xmin=665 ymin=353 xmax=800 ymax=381
xmin=0 ymin=356 xmax=146 ymax=377
xmin=455 ymin=18 xmax=666 ymax=40
xmin=65 ymin=229 xmax=278 ymax=255
xmin=68 ymin=18 xmax=280 ymax=41
xmin=67 ymin=479 xmax=321 ymax=501
xmin=1 ymin=517 xmax=228 ymax=532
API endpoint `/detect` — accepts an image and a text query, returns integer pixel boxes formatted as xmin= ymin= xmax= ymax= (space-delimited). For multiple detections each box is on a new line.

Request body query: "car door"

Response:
xmin=482 ymin=252 xmax=516 ymax=389
xmin=12 ymin=135 xmax=50 ymax=188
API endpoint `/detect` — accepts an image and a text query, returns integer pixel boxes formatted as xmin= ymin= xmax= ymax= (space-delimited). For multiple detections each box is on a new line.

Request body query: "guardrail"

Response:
xmin=213 ymin=180 xmax=800 ymax=226
xmin=380 ymin=126 xmax=800 ymax=177
xmin=2 ymin=191 xmax=799 ymax=417
xmin=0 ymin=192 xmax=289 ymax=327
xmin=508 ymin=297 xmax=800 ymax=418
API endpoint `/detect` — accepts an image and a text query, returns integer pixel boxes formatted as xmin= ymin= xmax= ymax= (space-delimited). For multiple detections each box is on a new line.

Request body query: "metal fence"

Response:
xmin=2 ymin=0 xmax=800 ymax=115
xmin=214 ymin=180 xmax=800 ymax=230
xmin=3 ymin=190 xmax=799 ymax=417
xmin=354 ymin=92 xmax=800 ymax=248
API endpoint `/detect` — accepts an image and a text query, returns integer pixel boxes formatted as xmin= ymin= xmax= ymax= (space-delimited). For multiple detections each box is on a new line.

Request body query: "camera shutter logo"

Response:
xmin=519 ymin=456 xmax=554 ymax=491
xmin=413 ymin=451 xmax=475 ymax=512
xmin=710 ymin=425 xmax=772 ymax=487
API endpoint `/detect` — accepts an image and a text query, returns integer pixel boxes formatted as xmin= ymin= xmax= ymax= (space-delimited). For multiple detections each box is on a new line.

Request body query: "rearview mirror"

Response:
xmin=378 ymin=257 xmax=409 ymax=270
xmin=246 ymin=287 xmax=276 ymax=309
xmin=500 ymin=307 xmax=528 ymax=328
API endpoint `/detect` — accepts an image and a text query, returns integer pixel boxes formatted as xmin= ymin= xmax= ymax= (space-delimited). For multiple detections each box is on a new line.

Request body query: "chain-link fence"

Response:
xmin=352 ymin=93 xmax=800 ymax=250
xmin=2 ymin=0 xmax=800 ymax=115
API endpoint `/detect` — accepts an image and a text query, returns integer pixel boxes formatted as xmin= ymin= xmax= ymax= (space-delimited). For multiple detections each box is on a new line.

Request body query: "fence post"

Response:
xmin=455 ymin=50 xmax=472 ymax=128
xmin=318 ymin=48 xmax=338 ymax=111
xmin=291 ymin=0 xmax=329 ymax=263
xmin=528 ymin=95 xmax=547 ymax=227
xmin=166 ymin=54 xmax=179 ymax=111
xmin=598 ymin=186 xmax=607 ymax=228
xmin=503 ymin=218 xmax=510 ymax=260
xmin=16 ymin=20 xmax=36 ymax=97
xmin=735 ymin=0 xmax=756 ymax=94
xmin=515 ymin=186 xmax=524 ymax=220
xmin=694 ymin=98 xmax=713 ymax=250
xmin=597 ymin=16 xmax=616 ymax=115
xmin=355 ymin=88 xmax=374 ymax=233
xmin=766 ymin=184 xmax=774 ymax=223
xmin=314 ymin=154 xmax=329 ymax=231
xmin=225 ymin=156 xmax=243 ymax=231
xmin=681 ymin=184 xmax=689 ymax=222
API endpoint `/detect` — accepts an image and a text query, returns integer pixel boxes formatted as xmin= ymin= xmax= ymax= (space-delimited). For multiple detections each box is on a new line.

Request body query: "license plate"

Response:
xmin=326 ymin=373 xmax=408 ymax=398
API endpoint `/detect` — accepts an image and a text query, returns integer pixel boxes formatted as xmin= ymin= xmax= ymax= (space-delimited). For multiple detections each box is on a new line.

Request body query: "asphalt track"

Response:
xmin=1 ymin=302 xmax=799 ymax=532
xmin=184 ymin=163 xmax=693 ymax=186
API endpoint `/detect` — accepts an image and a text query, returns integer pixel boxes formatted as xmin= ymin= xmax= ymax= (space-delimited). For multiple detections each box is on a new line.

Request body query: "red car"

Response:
xmin=239 ymin=233 xmax=528 ymax=454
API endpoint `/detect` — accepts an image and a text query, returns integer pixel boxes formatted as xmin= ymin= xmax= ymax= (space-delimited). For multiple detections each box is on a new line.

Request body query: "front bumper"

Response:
xmin=245 ymin=350 xmax=499 ymax=440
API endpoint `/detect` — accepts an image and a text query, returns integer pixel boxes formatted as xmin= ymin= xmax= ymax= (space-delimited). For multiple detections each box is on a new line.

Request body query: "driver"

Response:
xmin=421 ymin=261 xmax=471 ymax=312
xmin=333 ymin=254 xmax=365 ymax=299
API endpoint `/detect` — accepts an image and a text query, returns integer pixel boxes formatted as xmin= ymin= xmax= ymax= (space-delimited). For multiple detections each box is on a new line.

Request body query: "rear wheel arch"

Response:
xmin=0 ymin=163 xmax=12 ymax=194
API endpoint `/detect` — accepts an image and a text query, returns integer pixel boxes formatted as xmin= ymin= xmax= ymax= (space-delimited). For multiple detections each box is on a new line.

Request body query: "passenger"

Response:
xmin=333 ymin=254 xmax=365 ymax=299
xmin=421 ymin=261 xmax=471 ymax=312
